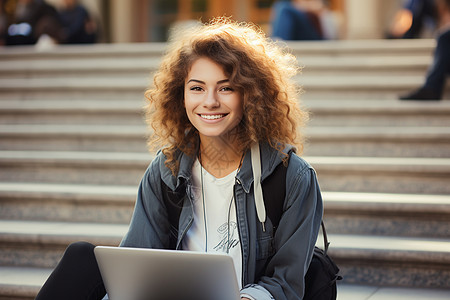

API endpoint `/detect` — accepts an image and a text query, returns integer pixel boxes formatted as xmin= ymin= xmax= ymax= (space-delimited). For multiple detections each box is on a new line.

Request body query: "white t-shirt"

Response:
xmin=182 ymin=159 xmax=243 ymax=288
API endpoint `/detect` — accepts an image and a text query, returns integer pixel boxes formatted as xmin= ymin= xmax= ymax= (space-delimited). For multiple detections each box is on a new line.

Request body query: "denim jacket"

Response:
xmin=120 ymin=142 xmax=323 ymax=300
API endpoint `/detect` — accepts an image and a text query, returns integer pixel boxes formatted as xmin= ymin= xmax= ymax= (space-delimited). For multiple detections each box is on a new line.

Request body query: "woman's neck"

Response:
xmin=198 ymin=134 xmax=244 ymax=178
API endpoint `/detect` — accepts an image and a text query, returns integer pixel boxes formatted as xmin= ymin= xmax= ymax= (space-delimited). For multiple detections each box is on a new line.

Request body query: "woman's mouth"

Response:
xmin=199 ymin=114 xmax=227 ymax=120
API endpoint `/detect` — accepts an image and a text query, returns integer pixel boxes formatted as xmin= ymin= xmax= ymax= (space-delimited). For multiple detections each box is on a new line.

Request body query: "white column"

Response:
xmin=344 ymin=0 xmax=383 ymax=39
xmin=110 ymin=0 xmax=135 ymax=43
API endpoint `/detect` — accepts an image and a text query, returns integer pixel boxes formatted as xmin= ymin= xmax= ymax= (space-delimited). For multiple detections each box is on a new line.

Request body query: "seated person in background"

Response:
xmin=6 ymin=0 xmax=61 ymax=45
xmin=400 ymin=0 xmax=450 ymax=100
xmin=58 ymin=0 xmax=97 ymax=44
xmin=271 ymin=0 xmax=324 ymax=40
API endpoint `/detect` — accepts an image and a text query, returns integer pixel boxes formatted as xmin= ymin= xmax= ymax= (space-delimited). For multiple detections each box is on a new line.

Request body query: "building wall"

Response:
xmin=343 ymin=0 xmax=403 ymax=39
xmin=84 ymin=0 xmax=404 ymax=43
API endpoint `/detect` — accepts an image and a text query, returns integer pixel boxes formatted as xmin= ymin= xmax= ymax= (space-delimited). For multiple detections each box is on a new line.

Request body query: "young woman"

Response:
xmin=35 ymin=18 xmax=323 ymax=300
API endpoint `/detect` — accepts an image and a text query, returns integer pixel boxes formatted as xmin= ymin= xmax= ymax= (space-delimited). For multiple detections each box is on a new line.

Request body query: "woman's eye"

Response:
xmin=190 ymin=86 xmax=203 ymax=91
xmin=220 ymin=86 xmax=234 ymax=92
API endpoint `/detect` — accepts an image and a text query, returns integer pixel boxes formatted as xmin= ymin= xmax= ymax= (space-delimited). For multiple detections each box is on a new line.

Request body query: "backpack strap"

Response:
xmin=320 ymin=221 xmax=330 ymax=253
xmin=161 ymin=179 xmax=185 ymax=248
xmin=261 ymin=156 xmax=330 ymax=254
xmin=261 ymin=161 xmax=287 ymax=232
xmin=251 ymin=144 xmax=267 ymax=231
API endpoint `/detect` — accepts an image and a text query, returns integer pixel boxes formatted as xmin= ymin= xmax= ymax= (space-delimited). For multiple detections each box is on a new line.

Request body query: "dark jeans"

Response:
xmin=424 ymin=28 xmax=450 ymax=97
xmin=35 ymin=242 xmax=106 ymax=300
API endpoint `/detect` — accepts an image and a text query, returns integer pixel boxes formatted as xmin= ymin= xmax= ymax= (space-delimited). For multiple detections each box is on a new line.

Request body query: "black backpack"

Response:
xmin=304 ymin=224 xmax=342 ymax=300
xmin=162 ymin=160 xmax=342 ymax=299
xmin=263 ymin=162 xmax=342 ymax=300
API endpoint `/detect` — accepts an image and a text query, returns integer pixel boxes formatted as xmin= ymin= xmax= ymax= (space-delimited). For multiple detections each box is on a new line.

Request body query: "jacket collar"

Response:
xmin=161 ymin=142 xmax=294 ymax=193
xmin=159 ymin=147 xmax=197 ymax=192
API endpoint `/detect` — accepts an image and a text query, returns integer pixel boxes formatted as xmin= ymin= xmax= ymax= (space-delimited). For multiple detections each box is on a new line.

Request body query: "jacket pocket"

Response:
xmin=256 ymin=234 xmax=275 ymax=260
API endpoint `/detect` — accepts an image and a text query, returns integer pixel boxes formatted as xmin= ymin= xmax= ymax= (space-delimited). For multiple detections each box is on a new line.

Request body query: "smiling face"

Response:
xmin=184 ymin=57 xmax=243 ymax=144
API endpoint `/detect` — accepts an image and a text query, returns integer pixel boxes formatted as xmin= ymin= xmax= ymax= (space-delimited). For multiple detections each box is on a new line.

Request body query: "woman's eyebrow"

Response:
xmin=186 ymin=79 xmax=230 ymax=84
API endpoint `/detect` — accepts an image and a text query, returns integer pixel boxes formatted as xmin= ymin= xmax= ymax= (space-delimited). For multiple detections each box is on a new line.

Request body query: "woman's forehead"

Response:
xmin=186 ymin=57 xmax=228 ymax=79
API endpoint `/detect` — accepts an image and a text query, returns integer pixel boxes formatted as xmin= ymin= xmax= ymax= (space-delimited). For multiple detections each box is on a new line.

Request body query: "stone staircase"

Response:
xmin=0 ymin=39 xmax=450 ymax=299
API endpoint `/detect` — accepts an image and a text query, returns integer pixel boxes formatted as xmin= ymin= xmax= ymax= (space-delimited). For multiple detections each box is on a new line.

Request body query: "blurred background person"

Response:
xmin=5 ymin=0 xmax=97 ymax=46
xmin=400 ymin=0 xmax=450 ymax=100
xmin=271 ymin=0 xmax=339 ymax=40
xmin=0 ymin=0 xmax=9 ymax=45
xmin=388 ymin=0 xmax=438 ymax=39
xmin=58 ymin=0 xmax=97 ymax=44
xmin=5 ymin=0 xmax=61 ymax=45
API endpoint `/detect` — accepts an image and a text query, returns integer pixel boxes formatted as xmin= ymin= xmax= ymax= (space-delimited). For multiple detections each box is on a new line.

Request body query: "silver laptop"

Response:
xmin=94 ymin=246 xmax=241 ymax=300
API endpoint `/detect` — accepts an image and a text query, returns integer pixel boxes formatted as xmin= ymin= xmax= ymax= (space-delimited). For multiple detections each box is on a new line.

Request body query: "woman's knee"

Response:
xmin=63 ymin=241 xmax=96 ymax=262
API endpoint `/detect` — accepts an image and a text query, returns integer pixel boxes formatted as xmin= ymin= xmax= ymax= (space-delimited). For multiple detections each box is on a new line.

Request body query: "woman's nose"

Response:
xmin=203 ymin=90 xmax=220 ymax=108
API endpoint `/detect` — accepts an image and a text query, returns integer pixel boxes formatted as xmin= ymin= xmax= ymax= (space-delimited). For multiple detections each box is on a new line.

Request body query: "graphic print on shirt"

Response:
xmin=213 ymin=221 xmax=239 ymax=252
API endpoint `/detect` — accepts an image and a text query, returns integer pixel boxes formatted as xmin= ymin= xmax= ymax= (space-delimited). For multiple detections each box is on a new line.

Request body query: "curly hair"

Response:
xmin=145 ymin=17 xmax=308 ymax=176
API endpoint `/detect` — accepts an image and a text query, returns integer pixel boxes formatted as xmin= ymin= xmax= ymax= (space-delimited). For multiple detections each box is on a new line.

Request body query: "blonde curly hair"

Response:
xmin=145 ymin=17 xmax=308 ymax=175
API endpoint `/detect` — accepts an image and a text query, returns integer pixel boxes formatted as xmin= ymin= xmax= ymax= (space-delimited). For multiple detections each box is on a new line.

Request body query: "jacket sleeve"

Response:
xmin=242 ymin=155 xmax=324 ymax=300
xmin=119 ymin=155 xmax=172 ymax=249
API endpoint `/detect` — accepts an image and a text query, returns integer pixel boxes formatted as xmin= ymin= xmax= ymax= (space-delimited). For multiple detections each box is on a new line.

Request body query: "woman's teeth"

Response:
xmin=200 ymin=114 xmax=225 ymax=120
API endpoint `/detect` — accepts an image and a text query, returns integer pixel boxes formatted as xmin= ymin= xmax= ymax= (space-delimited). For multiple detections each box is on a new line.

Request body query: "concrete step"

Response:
xmin=0 ymin=182 xmax=135 ymax=224
xmin=299 ymin=55 xmax=430 ymax=76
xmin=0 ymin=57 xmax=160 ymax=79
xmin=0 ymin=39 xmax=434 ymax=61
xmin=2 ymin=268 xmax=450 ymax=300
xmin=336 ymin=284 xmax=450 ymax=300
xmin=1 ymin=124 xmax=449 ymax=158
xmin=0 ymin=99 xmax=145 ymax=125
xmin=0 ymin=55 xmax=431 ymax=79
xmin=304 ymin=126 xmax=450 ymax=158
xmin=0 ymin=77 xmax=146 ymax=101
xmin=326 ymin=234 xmax=450 ymax=289
xmin=322 ymin=192 xmax=450 ymax=238
xmin=2 ymin=99 xmax=450 ymax=127
xmin=287 ymin=39 xmax=435 ymax=57
xmin=0 ymin=266 xmax=52 ymax=300
xmin=299 ymin=75 xmax=449 ymax=100
xmin=0 ymin=220 xmax=448 ymax=288
xmin=1 ymin=151 xmax=449 ymax=194
xmin=0 ymin=151 xmax=150 ymax=186
xmin=0 ymin=220 xmax=126 ymax=268
xmin=0 ymin=42 xmax=168 ymax=61
xmin=0 ymin=124 xmax=149 ymax=152
xmin=308 ymin=156 xmax=450 ymax=194
xmin=1 ymin=74 xmax=447 ymax=101
xmin=305 ymin=99 xmax=450 ymax=127
xmin=1 ymin=181 xmax=447 ymax=238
